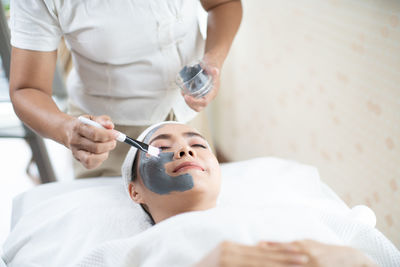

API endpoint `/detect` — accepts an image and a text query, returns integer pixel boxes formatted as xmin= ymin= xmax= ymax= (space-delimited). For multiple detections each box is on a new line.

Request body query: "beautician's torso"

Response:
xmin=11 ymin=0 xmax=206 ymax=124
xmin=61 ymin=0 xmax=205 ymax=125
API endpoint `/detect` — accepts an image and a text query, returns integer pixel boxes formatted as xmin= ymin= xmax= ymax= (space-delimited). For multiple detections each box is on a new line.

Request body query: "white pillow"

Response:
xmin=2 ymin=157 xmax=365 ymax=267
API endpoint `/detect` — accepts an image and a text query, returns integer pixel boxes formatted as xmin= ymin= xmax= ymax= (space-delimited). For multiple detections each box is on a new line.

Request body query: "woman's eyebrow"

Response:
xmin=183 ymin=132 xmax=206 ymax=140
xmin=149 ymin=132 xmax=206 ymax=145
xmin=149 ymin=134 xmax=172 ymax=144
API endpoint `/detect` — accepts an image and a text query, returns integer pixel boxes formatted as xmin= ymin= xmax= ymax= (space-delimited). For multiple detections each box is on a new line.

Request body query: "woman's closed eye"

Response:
xmin=192 ymin=144 xmax=207 ymax=149
xmin=159 ymin=144 xmax=206 ymax=150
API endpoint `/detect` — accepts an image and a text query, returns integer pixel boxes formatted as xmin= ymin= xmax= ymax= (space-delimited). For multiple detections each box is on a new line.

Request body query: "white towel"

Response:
xmin=3 ymin=157 xmax=399 ymax=267
xmin=75 ymin=203 xmax=400 ymax=267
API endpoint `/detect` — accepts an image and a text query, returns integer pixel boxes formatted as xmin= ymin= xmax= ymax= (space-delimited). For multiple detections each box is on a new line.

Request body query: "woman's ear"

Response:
xmin=128 ymin=182 xmax=145 ymax=204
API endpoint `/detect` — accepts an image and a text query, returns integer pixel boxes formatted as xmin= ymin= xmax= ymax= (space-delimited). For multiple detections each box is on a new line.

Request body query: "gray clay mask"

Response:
xmin=138 ymin=126 xmax=194 ymax=195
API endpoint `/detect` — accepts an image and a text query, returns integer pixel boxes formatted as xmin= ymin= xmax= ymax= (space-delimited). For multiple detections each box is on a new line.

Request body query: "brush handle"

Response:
xmin=78 ymin=116 xmax=125 ymax=142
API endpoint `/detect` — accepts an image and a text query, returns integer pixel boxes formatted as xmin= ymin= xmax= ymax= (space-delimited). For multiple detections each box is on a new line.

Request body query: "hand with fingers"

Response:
xmin=194 ymin=241 xmax=309 ymax=267
xmin=183 ymin=55 xmax=221 ymax=112
xmin=195 ymin=240 xmax=379 ymax=267
xmin=288 ymin=240 xmax=379 ymax=267
xmin=65 ymin=115 xmax=118 ymax=169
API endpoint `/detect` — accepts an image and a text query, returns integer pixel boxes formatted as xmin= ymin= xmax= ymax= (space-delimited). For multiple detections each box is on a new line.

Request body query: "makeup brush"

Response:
xmin=78 ymin=116 xmax=160 ymax=157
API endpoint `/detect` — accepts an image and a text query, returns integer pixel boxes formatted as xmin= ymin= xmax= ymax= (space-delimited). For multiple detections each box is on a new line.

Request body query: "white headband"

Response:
xmin=121 ymin=121 xmax=184 ymax=193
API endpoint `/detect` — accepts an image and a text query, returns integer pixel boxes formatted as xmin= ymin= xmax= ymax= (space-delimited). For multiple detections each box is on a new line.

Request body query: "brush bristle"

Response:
xmin=147 ymin=145 xmax=161 ymax=157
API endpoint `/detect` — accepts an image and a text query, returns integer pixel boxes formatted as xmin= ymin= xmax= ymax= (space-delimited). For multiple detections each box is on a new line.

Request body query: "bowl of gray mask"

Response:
xmin=176 ymin=61 xmax=213 ymax=98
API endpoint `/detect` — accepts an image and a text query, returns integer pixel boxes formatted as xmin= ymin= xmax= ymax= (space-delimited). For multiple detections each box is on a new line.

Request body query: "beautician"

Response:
xmin=8 ymin=0 xmax=242 ymax=178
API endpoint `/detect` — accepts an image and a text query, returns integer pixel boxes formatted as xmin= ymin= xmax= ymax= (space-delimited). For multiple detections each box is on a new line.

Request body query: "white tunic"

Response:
xmin=10 ymin=0 xmax=206 ymax=125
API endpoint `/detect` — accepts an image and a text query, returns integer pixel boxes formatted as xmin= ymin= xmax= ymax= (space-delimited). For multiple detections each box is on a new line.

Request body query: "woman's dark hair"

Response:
xmin=130 ymin=151 xmax=155 ymax=225
xmin=131 ymin=151 xmax=139 ymax=182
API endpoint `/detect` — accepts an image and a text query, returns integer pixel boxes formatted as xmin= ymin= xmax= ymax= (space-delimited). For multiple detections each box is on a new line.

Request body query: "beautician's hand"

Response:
xmin=183 ymin=55 xmax=220 ymax=112
xmin=260 ymin=240 xmax=379 ymax=267
xmin=65 ymin=115 xmax=118 ymax=169
xmin=193 ymin=241 xmax=309 ymax=267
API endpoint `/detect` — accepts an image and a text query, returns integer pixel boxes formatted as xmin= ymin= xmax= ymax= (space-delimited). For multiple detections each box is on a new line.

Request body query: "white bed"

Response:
xmin=2 ymin=157 xmax=399 ymax=266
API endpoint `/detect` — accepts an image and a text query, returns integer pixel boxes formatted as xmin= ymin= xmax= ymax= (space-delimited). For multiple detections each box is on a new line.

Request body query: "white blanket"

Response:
xmin=2 ymin=157 xmax=400 ymax=266
xmin=75 ymin=200 xmax=400 ymax=267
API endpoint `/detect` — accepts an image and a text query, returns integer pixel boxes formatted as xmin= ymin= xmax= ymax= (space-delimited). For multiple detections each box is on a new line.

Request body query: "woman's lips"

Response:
xmin=173 ymin=162 xmax=204 ymax=173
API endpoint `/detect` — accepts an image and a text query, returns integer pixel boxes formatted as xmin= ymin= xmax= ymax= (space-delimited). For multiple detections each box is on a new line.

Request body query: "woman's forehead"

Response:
xmin=148 ymin=124 xmax=200 ymax=141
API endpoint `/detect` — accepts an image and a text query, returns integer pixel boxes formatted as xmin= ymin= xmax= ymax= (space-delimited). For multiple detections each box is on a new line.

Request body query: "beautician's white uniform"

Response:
xmin=10 ymin=0 xmax=205 ymax=125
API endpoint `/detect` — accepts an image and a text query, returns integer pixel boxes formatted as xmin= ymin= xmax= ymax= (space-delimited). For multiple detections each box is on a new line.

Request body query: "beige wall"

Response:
xmin=211 ymin=0 xmax=400 ymax=247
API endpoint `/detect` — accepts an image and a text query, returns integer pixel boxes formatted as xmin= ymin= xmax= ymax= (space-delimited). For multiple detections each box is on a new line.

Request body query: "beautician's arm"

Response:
xmin=201 ymin=0 xmax=242 ymax=69
xmin=185 ymin=0 xmax=242 ymax=112
xmin=9 ymin=47 xmax=117 ymax=169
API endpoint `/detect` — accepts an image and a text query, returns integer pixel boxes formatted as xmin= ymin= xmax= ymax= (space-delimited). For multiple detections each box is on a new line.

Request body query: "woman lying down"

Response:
xmin=77 ymin=122 xmax=399 ymax=267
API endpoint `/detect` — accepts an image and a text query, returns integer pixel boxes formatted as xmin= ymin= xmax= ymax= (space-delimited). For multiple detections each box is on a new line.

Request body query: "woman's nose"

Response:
xmin=175 ymin=145 xmax=195 ymax=159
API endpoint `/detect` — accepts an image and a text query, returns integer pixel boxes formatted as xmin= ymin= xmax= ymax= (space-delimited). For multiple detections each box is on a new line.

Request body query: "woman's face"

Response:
xmin=131 ymin=123 xmax=221 ymax=214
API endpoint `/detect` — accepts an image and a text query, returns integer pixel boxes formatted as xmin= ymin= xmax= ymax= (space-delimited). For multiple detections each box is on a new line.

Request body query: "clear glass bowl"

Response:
xmin=176 ymin=61 xmax=213 ymax=98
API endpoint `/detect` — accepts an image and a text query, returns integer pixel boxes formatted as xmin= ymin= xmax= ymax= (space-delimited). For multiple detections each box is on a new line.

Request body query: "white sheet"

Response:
xmin=76 ymin=204 xmax=399 ymax=267
xmin=2 ymin=157 xmax=399 ymax=266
